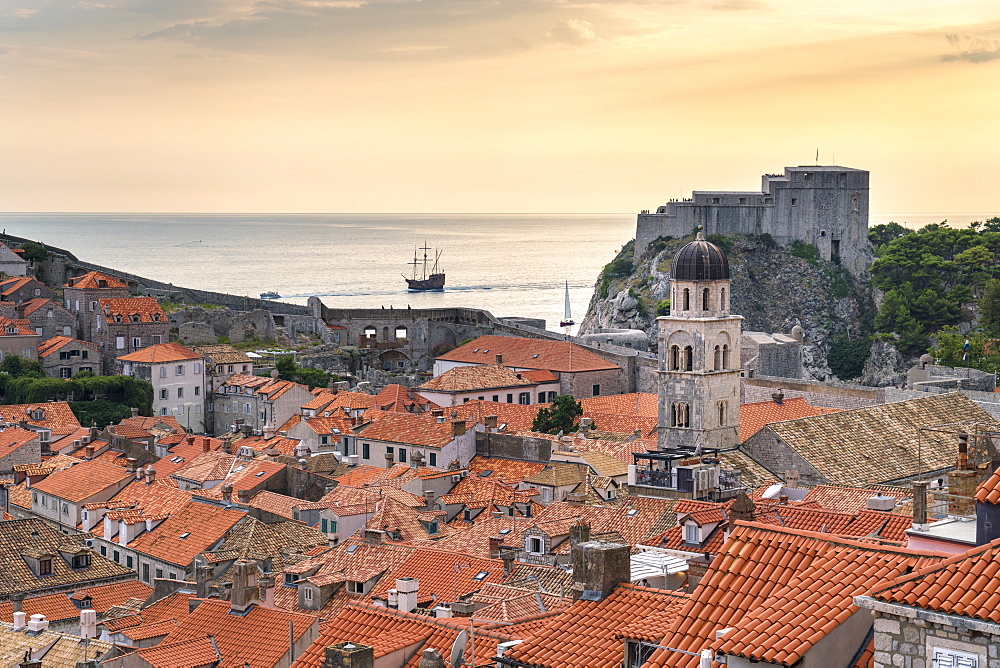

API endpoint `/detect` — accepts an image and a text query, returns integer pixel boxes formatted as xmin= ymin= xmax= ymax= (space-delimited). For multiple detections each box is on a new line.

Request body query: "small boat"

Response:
xmin=560 ymin=281 xmax=574 ymax=327
xmin=260 ymin=291 xmax=281 ymax=300
xmin=404 ymin=243 xmax=445 ymax=292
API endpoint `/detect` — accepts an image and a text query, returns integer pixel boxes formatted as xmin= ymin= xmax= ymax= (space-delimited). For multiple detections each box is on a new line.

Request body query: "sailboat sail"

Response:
xmin=560 ymin=281 xmax=574 ymax=327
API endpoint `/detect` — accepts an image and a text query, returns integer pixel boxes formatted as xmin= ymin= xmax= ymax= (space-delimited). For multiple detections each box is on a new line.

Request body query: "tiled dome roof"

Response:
xmin=671 ymin=232 xmax=730 ymax=281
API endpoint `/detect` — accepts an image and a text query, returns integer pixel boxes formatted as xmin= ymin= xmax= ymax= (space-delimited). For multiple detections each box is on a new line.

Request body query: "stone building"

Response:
xmin=38 ymin=336 xmax=100 ymax=378
xmin=0 ymin=242 xmax=28 ymax=277
xmin=94 ymin=297 xmax=169 ymax=374
xmin=636 ymin=165 xmax=870 ymax=276
xmin=657 ymin=233 xmax=742 ymax=450
xmin=62 ymin=270 xmax=130 ymax=342
xmin=211 ymin=374 xmax=313 ymax=437
xmin=19 ymin=298 xmax=76 ymax=341
xmin=0 ymin=277 xmax=54 ymax=304
xmin=0 ymin=316 xmax=40 ymax=362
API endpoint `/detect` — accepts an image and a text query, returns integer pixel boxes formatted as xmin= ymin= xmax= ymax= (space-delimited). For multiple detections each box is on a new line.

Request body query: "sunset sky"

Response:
xmin=2 ymin=0 xmax=998 ymax=214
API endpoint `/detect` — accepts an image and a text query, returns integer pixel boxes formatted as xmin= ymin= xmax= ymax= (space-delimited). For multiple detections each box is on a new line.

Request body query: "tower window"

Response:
xmin=719 ymin=401 xmax=726 ymax=426
xmin=684 ymin=346 xmax=693 ymax=372
xmin=682 ymin=288 xmax=690 ymax=311
xmin=722 ymin=344 xmax=731 ymax=370
xmin=721 ymin=288 xmax=727 ymax=310
xmin=671 ymin=403 xmax=690 ymax=428
xmin=714 ymin=345 xmax=721 ymax=371
xmin=703 ymin=288 xmax=710 ymax=311
xmin=670 ymin=345 xmax=680 ymax=371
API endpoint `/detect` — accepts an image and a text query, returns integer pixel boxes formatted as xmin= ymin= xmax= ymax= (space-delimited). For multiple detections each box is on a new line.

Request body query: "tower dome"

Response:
xmin=671 ymin=232 xmax=730 ymax=281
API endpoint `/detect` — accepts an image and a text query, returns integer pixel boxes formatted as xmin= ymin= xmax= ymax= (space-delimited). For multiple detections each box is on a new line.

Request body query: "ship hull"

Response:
xmin=405 ymin=273 xmax=445 ymax=291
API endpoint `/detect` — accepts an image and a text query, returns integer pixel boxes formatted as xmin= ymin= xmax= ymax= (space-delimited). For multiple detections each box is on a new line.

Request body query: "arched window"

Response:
xmin=703 ymin=288 xmax=710 ymax=311
xmin=680 ymin=403 xmax=690 ymax=428
xmin=363 ymin=325 xmax=376 ymax=339
xmin=720 ymin=288 xmax=727 ymax=311
xmin=684 ymin=346 xmax=693 ymax=371
xmin=682 ymin=288 xmax=690 ymax=311
xmin=670 ymin=403 xmax=677 ymax=427
xmin=394 ymin=325 xmax=408 ymax=340
xmin=714 ymin=345 xmax=721 ymax=371
xmin=670 ymin=345 xmax=680 ymax=371
xmin=722 ymin=344 xmax=731 ymax=370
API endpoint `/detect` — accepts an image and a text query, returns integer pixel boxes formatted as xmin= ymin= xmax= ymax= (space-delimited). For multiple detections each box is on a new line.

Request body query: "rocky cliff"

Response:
xmin=581 ymin=234 xmax=884 ymax=381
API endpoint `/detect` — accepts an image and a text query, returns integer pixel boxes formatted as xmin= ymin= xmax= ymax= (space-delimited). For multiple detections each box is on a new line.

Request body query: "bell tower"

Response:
xmin=657 ymin=232 xmax=742 ymax=450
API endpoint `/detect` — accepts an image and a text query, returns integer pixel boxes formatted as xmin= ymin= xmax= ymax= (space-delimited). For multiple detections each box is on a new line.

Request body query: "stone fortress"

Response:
xmin=635 ymin=164 xmax=871 ymax=276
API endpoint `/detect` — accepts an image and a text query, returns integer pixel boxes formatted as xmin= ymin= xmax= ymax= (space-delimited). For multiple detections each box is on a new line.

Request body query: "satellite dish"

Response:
xmin=449 ymin=630 xmax=468 ymax=668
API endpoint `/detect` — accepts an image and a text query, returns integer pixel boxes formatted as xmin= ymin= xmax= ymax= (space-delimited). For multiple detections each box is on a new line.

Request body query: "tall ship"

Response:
xmin=404 ymin=243 xmax=445 ymax=291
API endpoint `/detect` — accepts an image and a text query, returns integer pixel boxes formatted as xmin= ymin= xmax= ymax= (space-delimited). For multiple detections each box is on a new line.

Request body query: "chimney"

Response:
xmin=26 ymin=614 xmax=49 ymax=634
xmin=258 ymin=574 xmax=276 ymax=607
xmin=571 ymin=540 xmax=630 ymax=601
xmin=433 ymin=603 xmax=453 ymax=618
xmin=11 ymin=592 xmax=24 ymax=614
xmin=778 ymin=494 xmax=789 ymax=505
xmin=229 ymin=559 xmax=259 ymax=614
xmin=500 ymin=547 xmax=516 ymax=578
xmin=263 ymin=423 xmax=276 ymax=439
xmin=130 ymin=407 xmax=139 ymax=418
xmin=384 ymin=451 xmax=394 ymax=469
xmin=912 ymin=481 xmax=928 ymax=530
xmin=321 ymin=642 xmax=375 ymax=668
xmin=957 ymin=433 xmax=970 ymax=470
xmin=450 ymin=601 xmax=475 ymax=617
xmin=395 ymin=577 xmax=418 ymax=613
xmin=144 ymin=464 xmax=156 ymax=485
xmin=186 ymin=434 xmax=195 ymax=447
xmin=727 ymin=492 xmax=756 ymax=532
xmin=484 ymin=415 xmax=498 ymax=430
xmin=12 ymin=610 xmax=26 ymax=632
xmin=196 ymin=562 xmax=213 ymax=599
xmin=489 ymin=536 xmax=503 ymax=558
xmin=84 ymin=445 xmax=94 ymax=460
xmin=237 ymin=489 xmax=251 ymax=505
xmin=411 ymin=451 xmax=424 ymax=469
xmin=569 ymin=518 xmax=591 ymax=556
xmin=423 ymin=490 xmax=436 ymax=510
xmin=221 ymin=484 xmax=233 ymax=506
xmin=126 ymin=457 xmax=138 ymax=474
xmin=79 ymin=609 xmax=97 ymax=639
xmin=579 ymin=417 xmax=593 ymax=437
xmin=784 ymin=470 xmax=800 ymax=489
xmin=417 ymin=649 xmax=446 ymax=668
xmin=431 ymin=408 xmax=444 ymax=419
xmin=866 ymin=493 xmax=896 ymax=512
xmin=771 ymin=390 xmax=784 ymax=405
xmin=495 ymin=354 xmax=503 ymax=364
xmin=451 ymin=419 xmax=467 ymax=437
xmin=221 ymin=440 xmax=232 ymax=454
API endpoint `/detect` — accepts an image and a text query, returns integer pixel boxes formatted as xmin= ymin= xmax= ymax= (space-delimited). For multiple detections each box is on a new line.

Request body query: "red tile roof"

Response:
xmin=63 ymin=270 xmax=128 ymax=289
xmin=869 ymin=536 xmax=1000 ymax=623
xmin=0 ymin=315 xmax=38 ymax=336
xmin=20 ymin=298 xmax=61 ymax=317
xmin=0 ymin=580 xmax=152 ymax=623
xmin=125 ymin=500 xmax=245 ymax=568
xmin=801 ymin=484 xmax=911 ymax=514
xmin=645 ymin=522 xmax=945 ymax=668
xmin=580 ymin=392 xmax=658 ymax=418
xmin=356 ymin=411 xmax=456 ymax=448
xmin=368 ymin=547 xmax=504 ymax=604
xmin=975 ymin=465 xmax=1000 ymax=504
xmin=0 ymin=402 xmax=80 ymax=430
xmin=375 ymin=384 xmax=435 ymax=413
xmin=31 ymin=458 xmax=132 ymax=502
xmin=38 ymin=335 xmax=98 ymax=358
xmin=739 ymin=396 xmax=840 ymax=443
xmin=127 ymin=635 xmax=222 ymax=667
xmin=0 ymin=426 xmax=39 ymax=458
xmin=420 ymin=364 xmax=538 ymax=392
xmin=438 ymin=335 xmax=620 ymax=373
xmin=451 ymin=400 xmax=542 ymax=433
xmin=99 ymin=297 xmax=165 ymax=323
xmin=118 ymin=342 xmax=203 ymax=363
xmin=506 ymin=585 xmax=690 ymax=668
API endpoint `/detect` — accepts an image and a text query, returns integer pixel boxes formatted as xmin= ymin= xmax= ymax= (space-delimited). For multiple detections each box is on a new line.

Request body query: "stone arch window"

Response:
xmin=714 ymin=345 xmax=721 ymax=371
xmin=671 ymin=403 xmax=690 ymax=428
xmin=669 ymin=345 xmax=681 ymax=371
xmin=682 ymin=288 xmax=690 ymax=311
xmin=382 ymin=326 xmax=390 ymax=340
xmin=702 ymin=288 xmax=710 ymax=311
xmin=683 ymin=346 xmax=693 ymax=371
xmin=394 ymin=325 xmax=408 ymax=340
xmin=363 ymin=325 xmax=376 ymax=339
xmin=722 ymin=344 xmax=731 ymax=370
xmin=852 ymin=193 xmax=860 ymax=212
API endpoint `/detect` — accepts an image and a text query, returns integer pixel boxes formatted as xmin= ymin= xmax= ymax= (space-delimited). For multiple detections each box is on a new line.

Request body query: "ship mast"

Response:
xmin=420 ymin=241 xmax=432 ymax=281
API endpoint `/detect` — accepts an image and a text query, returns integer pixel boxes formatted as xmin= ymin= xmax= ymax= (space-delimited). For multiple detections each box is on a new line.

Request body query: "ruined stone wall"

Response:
xmin=741 ymin=376 xmax=883 ymax=410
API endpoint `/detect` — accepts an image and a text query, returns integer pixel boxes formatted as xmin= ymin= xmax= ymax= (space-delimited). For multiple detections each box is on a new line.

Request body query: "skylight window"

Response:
xmin=499 ymin=529 xmax=512 ymax=535
xmin=472 ymin=571 xmax=489 ymax=581
xmin=332 ymin=428 xmax=341 ymax=435
xmin=473 ymin=349 xmax=480 ymax=353
xmin=499 ymin=423 xmax=508 ymax=431
xmin=346 ymin=544 xmax=358 ymax=554
xmin=532 ymin=354 xmax=539 ymax=358
xmin=255 ymin=471 xmax=265 ymax=477
xmin=625 ymin=509 xmax=639 ymax=517
xmin=179 ymin=532 xmax=191 ymax=539
xmin=478 ymin=470 xmax=493 ymax=477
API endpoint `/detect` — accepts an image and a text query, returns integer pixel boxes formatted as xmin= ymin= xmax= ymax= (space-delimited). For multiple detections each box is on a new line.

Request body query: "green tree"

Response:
xmin=979 ymin=279 xmax=1000 ymax=337
xmin=19 ymin=242 xmax=47 ymax=263
xmin=274 ymin=354 xmax=331 ymax=390
xmin=531 ymin=395 xmax=583 ymax=435
xmin=0 ymin=356 xmax=43 ymax=378
xmin=68 ymin=399 xmax=133 ymax=429
xmin=868 ymin=222 xmax=911 ymax=252
xmin=827 ymin=337 xmax=870 ymax=380
xmin=929 ymin=327 xmax=1000 ymax=375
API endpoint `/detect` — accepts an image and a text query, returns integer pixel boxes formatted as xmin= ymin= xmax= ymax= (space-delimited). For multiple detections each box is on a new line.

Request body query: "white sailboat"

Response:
xmin=560 ymin=281 xmax=574 ymax=327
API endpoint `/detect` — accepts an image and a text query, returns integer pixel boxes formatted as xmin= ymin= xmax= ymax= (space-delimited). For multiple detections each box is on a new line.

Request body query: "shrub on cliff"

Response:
xmin=827 ymin=336 xmax=870 ymax=380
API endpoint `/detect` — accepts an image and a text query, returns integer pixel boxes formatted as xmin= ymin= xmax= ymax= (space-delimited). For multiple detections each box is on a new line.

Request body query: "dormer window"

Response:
xmin=72 ymin=554 xmax=91 ymax=569
xmin=152 ymin=314 xmax=161 ymax=321
xmin=526 ymin=536 xmax=544 ymax=554
xmin=5 ymin=326 xmax=15 ymax=335
xmin=31 ymin=409 xmax=44 ymax=420
xmin=130 ymin=315 xmax=140 ymax=323
xmin=114 ymin=315 xmax=123 ymax=323
xmin=683 ymin=522 xmax=700 ymax=544
xmin=38 ymin=558 xmax=52 ymax=576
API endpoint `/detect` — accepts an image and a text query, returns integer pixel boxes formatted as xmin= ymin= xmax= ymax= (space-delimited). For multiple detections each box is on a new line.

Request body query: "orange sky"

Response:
xmin=1 ymin=1 xmax=998 ymax=214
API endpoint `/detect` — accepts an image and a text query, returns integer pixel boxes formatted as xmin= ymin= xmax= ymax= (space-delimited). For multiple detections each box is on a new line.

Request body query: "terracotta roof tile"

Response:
xmin=99 ymin=297 xmax=165 ymax=323
xmin=31 ymin=458 xmax=132 ymax=502
xmin=0 ymin=401 xmax=80 ymax=430
xmin=374 ymin=384 xmax=436 ymax=413
xmin=0 ymin=580 xmax=152 ymax=623
xmin=739 ymin=397 xmax=840 ymax=442
xmin=191 ymin=344 xmax=254 ymax=365
xmin=580 ymin=392 xmax=658 ymax=418
xmin=975 ymin=465 xmax=1000 ymax=504
xmin=125 ymin=500 xmax=245 ymax=568
xmin=420 ymin=364 xmax=538 ymax=392
xmin=506 ymin=584 xmax=690 ymax=668
xmin=118 ymin=342 xmax=203 ymax=363
xmin=356 ymin=411 xmax=456 ymax=448
xmin=63 ymin=270 xmax=128 ymax=289
xmin=438 ymin=335 xmax=620 ymax=373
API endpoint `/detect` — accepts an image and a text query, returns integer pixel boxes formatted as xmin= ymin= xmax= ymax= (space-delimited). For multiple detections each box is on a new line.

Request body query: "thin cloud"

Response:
xmin=3 ymin=8 xmax=39 ymax=17
xmin=545 ymin=19 xmax=598 ymax=45
xmin=942 ymin=33 xmax=1000 ymax=63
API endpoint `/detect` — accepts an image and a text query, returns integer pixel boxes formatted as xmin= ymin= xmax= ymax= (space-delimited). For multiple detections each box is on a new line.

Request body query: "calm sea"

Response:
xmin=0 ymin=214 xmax=635 ymax=333
xmin=0 ymin=212 xmax=991 ymax=334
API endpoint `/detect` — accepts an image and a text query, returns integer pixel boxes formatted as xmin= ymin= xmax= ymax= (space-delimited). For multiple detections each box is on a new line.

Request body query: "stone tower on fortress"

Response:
xmin=636 ymin=165 xmax=870 ymax=276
